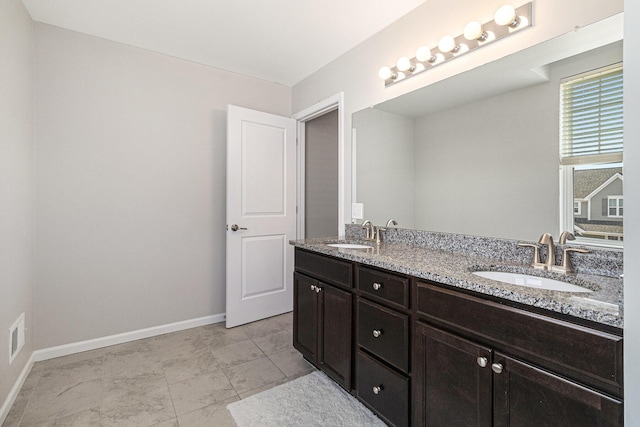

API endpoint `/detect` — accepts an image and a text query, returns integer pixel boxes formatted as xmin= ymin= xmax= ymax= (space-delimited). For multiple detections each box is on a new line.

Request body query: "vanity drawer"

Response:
xmin=358 ymin=299 xmax=409 ymax=373
xmin=358 ymin=266 xmax=409 ymax=309
xmin=357 ymin=351 xmax=409 ymax=427
xmin=294 ymin=248 xmax=353 ymax=289
xmin=416 ymin=281 xmax=623 ymax=397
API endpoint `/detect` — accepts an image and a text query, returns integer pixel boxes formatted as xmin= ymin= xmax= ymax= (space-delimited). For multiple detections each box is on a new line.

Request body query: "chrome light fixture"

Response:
xmin=378 ymin=2 xmax=533 ymax=86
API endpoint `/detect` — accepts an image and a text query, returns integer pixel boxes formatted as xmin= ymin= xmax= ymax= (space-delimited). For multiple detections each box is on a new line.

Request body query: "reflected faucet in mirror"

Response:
xmin=559 ymin=231 xmax=576 ymax=244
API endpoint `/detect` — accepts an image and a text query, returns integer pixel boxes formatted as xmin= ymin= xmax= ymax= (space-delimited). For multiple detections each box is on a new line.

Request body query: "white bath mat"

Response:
xmin=227 ymin=370 xmax=386 ymax=426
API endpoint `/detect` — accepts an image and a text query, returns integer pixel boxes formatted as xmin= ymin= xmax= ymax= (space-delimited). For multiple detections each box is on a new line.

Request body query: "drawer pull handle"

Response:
xmin=491 ymin=363 xmax=503 ymax=374
xmin=372 ymin=385 xmax=384 ymax=395
xmin=477 ymin=357 xmax=488 ymax=368
xmin=372 ymin=282 xmax=383 ymax=291
xmin=372 ymin=329 xmax=383 ymax=338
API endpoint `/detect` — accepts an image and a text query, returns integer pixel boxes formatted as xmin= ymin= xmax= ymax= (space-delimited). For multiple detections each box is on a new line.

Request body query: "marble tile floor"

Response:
xmin=3 ymin=312 xmax=316 ymax=427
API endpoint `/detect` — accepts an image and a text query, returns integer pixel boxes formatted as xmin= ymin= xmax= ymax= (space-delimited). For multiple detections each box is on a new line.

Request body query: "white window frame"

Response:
xmin=559 ymin=63 xmax=623 ymax=248
xmin=607 ymin=195 xmax=623 ymax=218
xmin=573 ymin=200 xmax=582 ymax=216
xmin=560 ymin=164 xmax=623 ymax=248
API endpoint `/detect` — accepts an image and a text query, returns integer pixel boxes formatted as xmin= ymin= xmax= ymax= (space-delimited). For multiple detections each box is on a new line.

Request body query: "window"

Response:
xmin=573 ymin=201 xmax=581 ymax=216
xmin=560 ymin=64 xmax=623 ymax=245
xmin=608 ymin=196 xmax=623 ymax=217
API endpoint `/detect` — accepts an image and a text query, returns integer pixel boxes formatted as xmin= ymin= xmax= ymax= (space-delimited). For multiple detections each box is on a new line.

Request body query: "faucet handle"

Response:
xmin=518 ymin=243 xmax=545 ymax=270
xmin=551 ymin=247 xmax=589 ymax=274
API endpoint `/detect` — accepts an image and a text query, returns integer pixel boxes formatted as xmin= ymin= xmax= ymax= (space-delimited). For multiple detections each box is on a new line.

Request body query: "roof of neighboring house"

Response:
xmin=575 ymin=221 xmax=623 ymax=234
xmin=573 ymin=167 xmax=623 ymax=199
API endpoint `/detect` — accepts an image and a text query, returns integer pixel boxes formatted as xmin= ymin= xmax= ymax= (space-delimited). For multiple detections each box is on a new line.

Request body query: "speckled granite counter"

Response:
xmin=290 ymin=235 xmax=623 ymax=329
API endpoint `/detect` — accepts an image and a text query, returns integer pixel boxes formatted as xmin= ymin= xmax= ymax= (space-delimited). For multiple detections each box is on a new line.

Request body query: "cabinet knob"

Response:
xmin=372 ymin=282 xmax=383 ymax=291
xmin=315 ymin=286 xmax=322 ymax=293
xmin=310 ymin=284 xmax=316 ymax=291
xmin=491 ymin=363 xmax=504 ymax=374
xmin=372 ymin=329 xmax=383 ymax=338
xmin=477 ymin=357 xmax=488 ymax=368
xmin=372 ymin=385 xmax=384 ymax=395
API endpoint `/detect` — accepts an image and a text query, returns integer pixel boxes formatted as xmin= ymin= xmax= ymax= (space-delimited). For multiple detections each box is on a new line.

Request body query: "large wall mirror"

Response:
xmin=352 ymin=15 xmax=623 ymax=242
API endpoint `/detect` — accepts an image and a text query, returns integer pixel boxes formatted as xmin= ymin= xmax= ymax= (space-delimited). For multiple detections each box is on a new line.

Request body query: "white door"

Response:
xmin=226 ymin=105 xmax=297 ymax=328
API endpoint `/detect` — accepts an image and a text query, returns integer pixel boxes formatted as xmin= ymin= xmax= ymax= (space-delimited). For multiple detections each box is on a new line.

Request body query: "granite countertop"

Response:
xmin=290 ymin=237 xmax=623 ymax=329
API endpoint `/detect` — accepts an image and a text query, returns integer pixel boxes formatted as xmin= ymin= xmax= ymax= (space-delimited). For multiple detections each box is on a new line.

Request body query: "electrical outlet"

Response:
xmin=9 ymin=313 xmax=25 ymax=364
xmin=352 ymin=203 xmax=364 ymax=220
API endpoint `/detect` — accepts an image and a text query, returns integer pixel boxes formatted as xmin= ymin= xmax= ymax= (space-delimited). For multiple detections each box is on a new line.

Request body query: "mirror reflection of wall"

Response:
xmin=353 ymin=39 xmax=622 ymax=242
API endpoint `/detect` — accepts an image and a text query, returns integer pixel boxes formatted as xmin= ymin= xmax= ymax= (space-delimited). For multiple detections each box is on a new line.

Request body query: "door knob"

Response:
xmin=230 ymin=224 xmax=247 ymax=231
xmin=491 ymin=363 xmax=504 ymax=374
xmin=477 ymin=357 xmax=488 ymax=368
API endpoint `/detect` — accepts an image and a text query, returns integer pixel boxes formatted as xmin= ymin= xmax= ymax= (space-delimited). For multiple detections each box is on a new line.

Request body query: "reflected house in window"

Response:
xmin=573 ymin=167 xmax=623 ymax=241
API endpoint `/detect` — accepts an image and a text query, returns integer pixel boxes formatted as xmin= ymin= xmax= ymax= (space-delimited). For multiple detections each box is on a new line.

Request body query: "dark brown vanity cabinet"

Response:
xmin=293 ymin=250 xmax=353 ymax=390
xmin=414 ymin=281 xmax=623 ymax=426
xmin=293 ymin=248 xmax=624 ymax=426
xmin=356 ymin=266 xmax=411 ymax=426
xmin=413 ymin=322 xmax=493 ymax=426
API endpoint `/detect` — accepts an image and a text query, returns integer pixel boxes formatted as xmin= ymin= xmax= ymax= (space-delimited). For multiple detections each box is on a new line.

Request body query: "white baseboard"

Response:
xmin=0 ymin=352 xmax=35 ymax=425
xmin=33 ymin=313 xmax=225 ymax=362
xmin=1 ymin=313 xmax=224 ymax=423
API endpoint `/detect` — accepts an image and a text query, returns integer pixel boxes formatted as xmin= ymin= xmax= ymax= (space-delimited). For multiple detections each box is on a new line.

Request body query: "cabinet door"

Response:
xmin=493 ymin=353 xmax=623 ymax=427
xmin=320 ymin=283 xmax=352 ymax=389
xmin=413 ymin=322 xmax=492 ymax=427
xmin=293 ymin=273 xmax=319 ymax=363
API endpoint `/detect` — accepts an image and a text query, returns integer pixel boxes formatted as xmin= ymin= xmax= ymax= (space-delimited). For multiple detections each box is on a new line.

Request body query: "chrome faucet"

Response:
xmin=538 ymin=233 xmax=556 ymax=269
xmin=385 ymin=219 xmax=398 ymax=228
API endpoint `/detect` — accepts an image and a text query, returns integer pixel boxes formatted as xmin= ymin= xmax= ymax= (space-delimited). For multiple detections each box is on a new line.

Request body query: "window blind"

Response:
xmin=560 ymin=63 xmax=623 ymax=165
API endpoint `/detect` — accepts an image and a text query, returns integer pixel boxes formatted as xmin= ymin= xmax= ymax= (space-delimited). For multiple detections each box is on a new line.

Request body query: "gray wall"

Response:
xmin=305 ymin=110 xmax=339 ymax=238
xmin=412 ymin=42 xmax=622 ymax=241
xmin=0 ymin=0 xmax=34 ymax=410
xmin=33 ymin=24 xmax=291 ymax=349
xmin=353 ymin=108 xmax=415 ymax=228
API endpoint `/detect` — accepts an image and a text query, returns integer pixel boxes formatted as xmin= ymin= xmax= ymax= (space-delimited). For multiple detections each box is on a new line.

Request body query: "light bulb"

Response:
xmin=464 ymin=21 xmax=487 ymax=41
xmin=438 ymin=35 xmax=458 ymax=53
xmin=378 ymin=66 xmax=393 ymax=80
xmin=494 ymin=5 xmax=519 ymax=27
xmin=396 ymin=57 xmax=413 ymax=72
xmin=416 ymin=46 xmax=435 ymax=63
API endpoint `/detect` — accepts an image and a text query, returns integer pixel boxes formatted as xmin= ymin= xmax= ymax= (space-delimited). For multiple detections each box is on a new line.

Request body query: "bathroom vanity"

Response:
xmin=291 ymin=231 xmax=623 ymax=426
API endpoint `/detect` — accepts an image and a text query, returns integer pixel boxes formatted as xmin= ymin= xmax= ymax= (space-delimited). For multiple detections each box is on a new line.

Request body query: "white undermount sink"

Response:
xmin=472 ymin=271 xmax=593 ymax=293
xmin=326 ymin=243 xmax=372 ymax=249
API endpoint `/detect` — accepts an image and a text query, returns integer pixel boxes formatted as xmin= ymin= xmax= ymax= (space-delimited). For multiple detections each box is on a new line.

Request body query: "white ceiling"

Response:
xmin=21 ymin=0 xmax=428 ymax=86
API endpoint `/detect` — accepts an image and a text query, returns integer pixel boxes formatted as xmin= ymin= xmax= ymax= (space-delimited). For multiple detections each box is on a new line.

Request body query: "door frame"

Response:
xmin=293 ymin=93 xmax=345 ymax=239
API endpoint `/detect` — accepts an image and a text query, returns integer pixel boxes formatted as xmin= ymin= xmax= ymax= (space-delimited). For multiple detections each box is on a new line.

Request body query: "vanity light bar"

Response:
xmin=379 ymin=2 xmax=533 ymax=87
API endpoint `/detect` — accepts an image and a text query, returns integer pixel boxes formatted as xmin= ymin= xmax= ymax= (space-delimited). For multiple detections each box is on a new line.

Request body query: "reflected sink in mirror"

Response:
xmin=472 ymin=271 xmax=593 ymax=293
xmin=326 ymin=243 xmax=373 ymax=249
